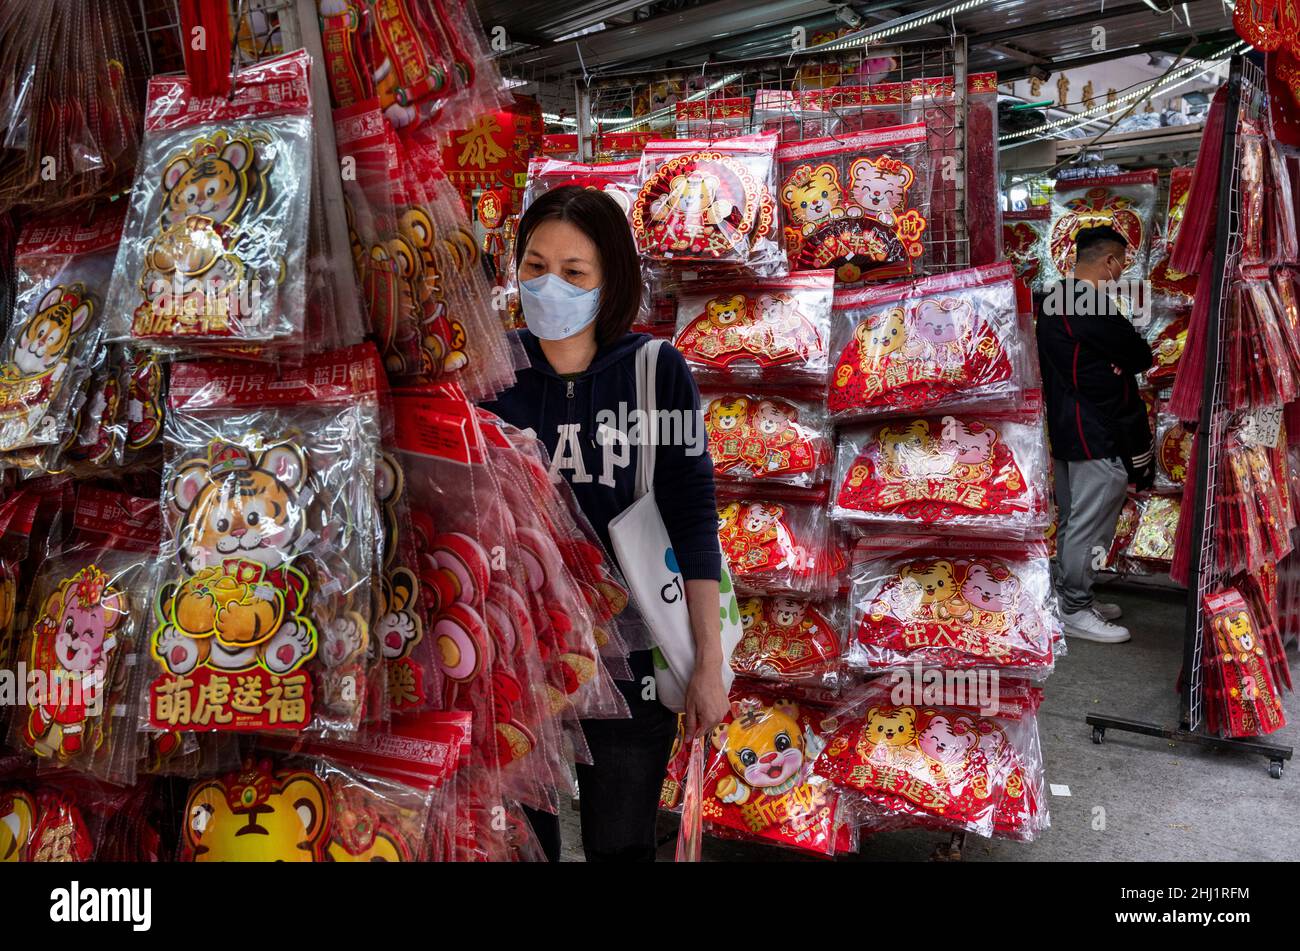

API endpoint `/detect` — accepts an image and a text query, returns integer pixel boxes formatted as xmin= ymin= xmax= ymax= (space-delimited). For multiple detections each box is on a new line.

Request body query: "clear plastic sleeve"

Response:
xmin=776 ymin=122 xmax=930 ymax=284
xmin=141 ymin=345 xmax=383 ymax=740
xmin=831 ymin=408 xmax=1052 ymax=538
xmin=813 ymin=678 xmax=1049 ymax=840
xmin=8 ymin=487 xmax=161 ymax=787
xmin=827 ymin=262 xmax=1033 ymax=422
xmin=730 ymin=596 xmax=846 ymax=688
xmin=846 ymin=534 xmax=1059 ymax=678
xmin=1 ymin=205 xmax=122 ymax=458
xmin=104 ymin=51 xmax=315 ymax=357
xmin=702 ymin=684 xmax=854 ymax=856
xmin=702 ymin=389 xmax=833 ymax=488
xmin=673 ymin=270 xmax=834 ymax=387
xmin=1002 ymin=207 xmax=1051 ymax=292
xmin=718 ymin=499 xmax=832 ymax=596
xmin=1044 ymin=170 xmax=1159 ymax=287
xmin=632 ymin=133 xmax=784 ymax=275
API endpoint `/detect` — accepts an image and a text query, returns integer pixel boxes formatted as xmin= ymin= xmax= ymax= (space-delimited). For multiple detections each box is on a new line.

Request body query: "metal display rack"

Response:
xmin=1086 ymin=54 xmax=1293 ymax=779
xmin=554 ymin=38 xmax=976 ymax=273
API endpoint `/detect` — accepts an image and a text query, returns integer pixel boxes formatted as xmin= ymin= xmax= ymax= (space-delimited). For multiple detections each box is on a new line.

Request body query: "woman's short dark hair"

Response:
xmin=515 ymin=185 xmax=642 ymax=346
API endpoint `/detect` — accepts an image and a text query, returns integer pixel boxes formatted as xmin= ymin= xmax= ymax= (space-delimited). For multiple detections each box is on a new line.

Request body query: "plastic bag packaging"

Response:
xmin=1 ymin=204 xmax=122 ymax=459
xmin=1272 ymin=267 xmax=1300 ymax=374
xmin=141 ymin=344 xmax=383 ymax=740
xmin=1148 ymin=166 xmax=1199 ymax=304
xmin=1143 ymin=303 xmax=1190 ymax=387
xmin=1228 ymin=270 xmax=1299 ymax=411
xmin=1154 ymin=412 xmax=1193 ymax=491
xmin=481 ymin=420 xmax=628 ymax=723
xmin=177 ymin=751 xmax=428 ymax=861
xmin=632 ymin=133 xmax=784 ymax=275
xmin=828 ymin=262 xmax=1033 ymax=422
xmin=1201 ymin=587 xmax=1287 ymax=738
xmin=1002 ymin=207 xmax=1051 ymax=292
xmin=702 ymin=684 xmax=855 ymax=856
xmin=0 ymin=0 xmax=146 ymax=214
xmin=730 ymin=596 xmax=846 ymax=688
xmin=965 ymin=73 xmax=1002 ymax=267
xmin=846 ymin=534 xmax=1058 ymax=677
xmin=776 ymin=122 xmax=930 ymax=284
xmin=119 ymin=348 xmax=167 ymax=469
xmin=104 ymin=51 xmax=315 ymax=358
xmin=1122 ymin=494 xmax=1182 ymax=565
xmin=702 ymin=390 xmax=832 ymax=488
xmin=1043 ymin=170 xmax=1159 ymax=287
xmin=813 ymin=678 xmax=1049 ymax=840
xmin=673 ymin=271 xmax=834 ymax=386
xmin=718 ymin=499 xmax=832 ymax=596
xmin=389 ymin=127 xmax=521 ymax=398
xmin=374 ymin=448 xmax=438 ymax=715
xmin=0 ymin=772 xmax=131 ymax=861
xmin=482 ymin=412 xmax=638 ymax=669
xmin=8 ymin=487 xmax=160 ymax=787
xmin=334 ymin=100 xmax=422 ymax=376
xmin=831 ymin=408 xmax=1052 ymax=538
xmin=391 ymin=389 xmax=569 ymax=817
xmin=523 ymin=156 xmax=641 ymax=220
xmin=317 ymin=0 xmax=508 ymax=131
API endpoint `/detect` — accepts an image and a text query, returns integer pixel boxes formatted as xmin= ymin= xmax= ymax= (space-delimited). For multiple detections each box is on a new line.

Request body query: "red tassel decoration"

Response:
xmin=1170 ymin=87 xmax=1227 ymax=274
xmin=179 ymin=0 xmax=232 ymax=98
xmin=1166 ymin=252 xmax=1215 ymax=421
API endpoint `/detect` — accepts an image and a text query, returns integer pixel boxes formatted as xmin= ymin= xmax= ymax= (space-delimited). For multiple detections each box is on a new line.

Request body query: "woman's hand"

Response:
xmin=682 ymin=578 xmax=728 ymax=737
xmin=684 ymin=663 xmax=729 ymax=738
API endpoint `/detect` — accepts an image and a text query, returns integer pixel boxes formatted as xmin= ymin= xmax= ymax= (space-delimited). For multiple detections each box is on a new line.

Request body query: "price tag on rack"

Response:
xmin=1242 ymin=404 xmax=1284 ymax=449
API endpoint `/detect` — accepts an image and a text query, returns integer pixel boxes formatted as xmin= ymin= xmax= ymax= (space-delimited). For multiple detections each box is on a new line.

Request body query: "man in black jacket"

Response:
xmin=1036 ymin=225 xmax=1155 ymax=643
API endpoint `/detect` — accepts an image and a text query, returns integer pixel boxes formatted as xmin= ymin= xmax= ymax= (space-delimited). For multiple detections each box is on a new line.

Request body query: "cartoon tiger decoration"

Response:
xmin=0 ymin=791 xmax=36 ymax=862
xmin=184 ymin=762 xmax=329 ymax=862
xmin=712 ymin=698 xmax=821 ymax=805
xmin=159 ymin=131 xmax=269 ymax=232
xmin=325 ymin=786 xmax=412 ymax=862
xmin=152 ymin=441 xmax=317 ymax=677
xmin=1 ymin=284 xmax=95 ymax=440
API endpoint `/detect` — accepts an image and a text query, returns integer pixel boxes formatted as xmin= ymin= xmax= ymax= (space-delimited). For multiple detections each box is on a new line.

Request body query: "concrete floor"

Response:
xmin=557 ymin=581 xmax=1300 ymax=862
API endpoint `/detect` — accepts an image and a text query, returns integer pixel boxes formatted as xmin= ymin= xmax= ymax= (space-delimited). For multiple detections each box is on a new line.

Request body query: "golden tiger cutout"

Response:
xmin=184 ymin=763 xmax=328 ymax=862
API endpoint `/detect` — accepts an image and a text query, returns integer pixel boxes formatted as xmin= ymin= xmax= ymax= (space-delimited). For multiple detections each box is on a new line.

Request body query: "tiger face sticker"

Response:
xmin=149 ymin=440 xmax=318 ymax=731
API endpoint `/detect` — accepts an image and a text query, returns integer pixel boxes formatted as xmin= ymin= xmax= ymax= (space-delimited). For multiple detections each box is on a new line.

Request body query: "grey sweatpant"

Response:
xmin=1053 ymin=456 xmax=1129 ymax=614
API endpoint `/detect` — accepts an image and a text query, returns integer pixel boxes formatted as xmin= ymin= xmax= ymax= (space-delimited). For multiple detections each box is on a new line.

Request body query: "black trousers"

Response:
xmin=525 ymin=650 xmax=678 ymax=862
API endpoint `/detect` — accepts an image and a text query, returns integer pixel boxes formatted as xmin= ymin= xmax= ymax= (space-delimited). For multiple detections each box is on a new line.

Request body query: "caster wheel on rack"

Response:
xmin=1091 ymin=726 xmax=1105 ymax=745
xmin=1269 ymin=761 xmax=1284 ymax=780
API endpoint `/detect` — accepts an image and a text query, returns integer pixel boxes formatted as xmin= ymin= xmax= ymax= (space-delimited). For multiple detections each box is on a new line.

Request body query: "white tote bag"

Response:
xmin=607 ymin=339 xmax=742 ymax=713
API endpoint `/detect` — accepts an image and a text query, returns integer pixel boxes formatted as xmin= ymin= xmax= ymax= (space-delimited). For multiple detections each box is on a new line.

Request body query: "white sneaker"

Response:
xmin=1094 ymin=601 xmax=1122 ymax=621
xmin=1062 ymin=606 xmax=1131 ymax=643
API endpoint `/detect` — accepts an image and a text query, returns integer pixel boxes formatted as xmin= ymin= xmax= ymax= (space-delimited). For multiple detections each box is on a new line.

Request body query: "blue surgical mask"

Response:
xmin=519 ymin=272 xmax=600 ymax=340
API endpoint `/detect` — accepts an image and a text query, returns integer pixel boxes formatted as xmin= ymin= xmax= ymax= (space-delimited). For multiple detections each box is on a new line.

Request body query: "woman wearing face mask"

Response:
xmin=482 ymin=185 xmax=728 ymax=862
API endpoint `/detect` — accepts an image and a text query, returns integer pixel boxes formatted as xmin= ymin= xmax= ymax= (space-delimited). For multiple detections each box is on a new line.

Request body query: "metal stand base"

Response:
xmin=1086 ymin=714 xmax=1292 ymax=779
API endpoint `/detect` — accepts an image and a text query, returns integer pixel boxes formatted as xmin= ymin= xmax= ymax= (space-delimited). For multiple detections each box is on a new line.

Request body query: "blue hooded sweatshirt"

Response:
xmin=481 ymin=329 xmax=722 ymax=584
